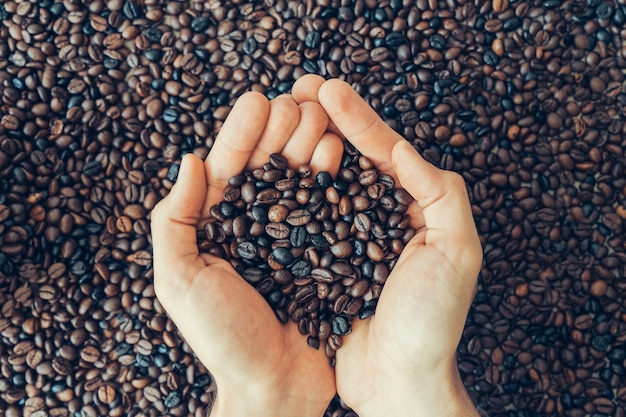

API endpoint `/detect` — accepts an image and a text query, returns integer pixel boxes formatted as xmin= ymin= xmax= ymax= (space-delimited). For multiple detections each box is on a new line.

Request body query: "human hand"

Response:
xmin=151 ymin=91 xmax=344 ymax=417
xmin=292 ymin=75 xmax=483 ymax=416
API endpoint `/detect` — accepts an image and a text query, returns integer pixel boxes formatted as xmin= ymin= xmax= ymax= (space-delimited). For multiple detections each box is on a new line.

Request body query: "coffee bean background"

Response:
xmin=0 ymin=0 xmax=625 ymax=416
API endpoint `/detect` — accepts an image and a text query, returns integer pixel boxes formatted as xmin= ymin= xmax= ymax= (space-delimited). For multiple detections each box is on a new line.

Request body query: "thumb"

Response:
xmin=391 ymin=140 xmax=481 ymax=275
xmin=151 ymin=154 xmax=208 ymax=297
xmin=161 ymin=153 xmax=207 ymax=226
xmin=391 ymin=140 xmax=449 ymax=208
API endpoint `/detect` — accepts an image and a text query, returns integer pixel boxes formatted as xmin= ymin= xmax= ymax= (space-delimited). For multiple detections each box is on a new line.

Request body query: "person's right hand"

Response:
xmin=292 ymin=75 xmax=483 ymax=416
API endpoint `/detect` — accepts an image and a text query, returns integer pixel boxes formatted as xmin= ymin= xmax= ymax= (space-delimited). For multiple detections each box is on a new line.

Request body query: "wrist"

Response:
xmin=210 ymin=381 xmax=330 ymax=417
xmin=353 ymin=359 xmax=479 ymax=417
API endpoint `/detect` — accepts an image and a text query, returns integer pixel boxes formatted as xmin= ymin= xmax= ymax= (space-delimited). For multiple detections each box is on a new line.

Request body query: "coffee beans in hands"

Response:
xmin=199 ymin=149 xmax=415 ymax=362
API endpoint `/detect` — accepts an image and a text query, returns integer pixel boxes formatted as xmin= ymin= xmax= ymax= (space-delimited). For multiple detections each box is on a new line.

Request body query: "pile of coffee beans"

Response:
xmin=1 ymin=0 xmax=626 ymax=415
xmin=199 ymin=150 xmax=415 ymax=361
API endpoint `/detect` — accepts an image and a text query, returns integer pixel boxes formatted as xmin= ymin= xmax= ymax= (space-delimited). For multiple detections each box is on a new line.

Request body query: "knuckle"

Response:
xmin=445 ymin=170 xmax=467 ymax=189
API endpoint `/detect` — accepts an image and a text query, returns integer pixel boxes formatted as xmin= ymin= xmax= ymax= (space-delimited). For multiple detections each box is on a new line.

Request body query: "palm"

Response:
xmin=172 ymin=257 xmax=333 ymax=398
xmin=335 ymin=238 xmax=470 ymax=407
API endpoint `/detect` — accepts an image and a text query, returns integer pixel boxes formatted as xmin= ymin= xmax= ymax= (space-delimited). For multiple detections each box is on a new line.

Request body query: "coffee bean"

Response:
xmin=366 ymin=241 xmax=385 ymax=262
xmin=492 ymin=0 xmax=509 ymax=13
xmin=80 ymin=345 xmax=101 ymax=363
xmin=286 ymin=209 xmax=312 ymax=226
xmin=265 ymin=222 xmax=290 ymax=239
xmin=294 ymin=285 xmax=316 ymax=303
xmin=268 ymin=204 xmax=289 ymax=223
xmin=329 ymin=241 xmax=354 ymax=258
xmin=343 ymin=298 xmax=363 ymax=316
xmin=257 ymin=188 xmax=281 ymax=204
xmin=310 ymin=268 xmax=335 ymax=283
xmin=291 ymin=260 xmax=312 ymax=278
xmin=52 ymin=357 xmax=72 ymax=375
xmin=236 ymin=241 xmax=257 ymax=260
xmin=331 ymin=315 xmax=351 ymax=335
xmin=97 ymin=383 xmax=117 ymax=405
xmin=289 ymin=226 xmax=307 ymax=248
xmin=327 ymin=334 xmax=343 ymax=351
xmin=272 ymin=247 xmax=293 ymax=266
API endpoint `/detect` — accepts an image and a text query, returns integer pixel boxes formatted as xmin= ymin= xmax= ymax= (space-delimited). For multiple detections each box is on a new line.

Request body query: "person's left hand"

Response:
xmin=150 ymin=90 xmax=343 ymax=416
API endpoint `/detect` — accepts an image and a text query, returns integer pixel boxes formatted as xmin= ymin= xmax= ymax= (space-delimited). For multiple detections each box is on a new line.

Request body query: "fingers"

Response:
xmin=318 ymin=79 xmax=404 ymax=176
xmin=247 ymin=95 xmax=300 ymax=169
xmin=309 ymin=132 xmax=344 ymax=177
xmin=281 ymin=101 xmax=330 ymax=167
xmin=391 ymin=140 xmax=482 ymax=276
xmin=204 ymin=92 xmax=270 ymax=214
xmin=151 ymin=154 xmax=208 ymax=304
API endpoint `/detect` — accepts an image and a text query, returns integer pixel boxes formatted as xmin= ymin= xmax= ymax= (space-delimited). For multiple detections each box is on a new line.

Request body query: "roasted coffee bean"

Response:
xmin=327 ymin=334 xmax=343 ymax=351
xmin=265 ymin=222 xmax=290 ymax=239
xmin=243 ymin=268 xmax=264 ymax=284
xmin=236 ymin=241 xmax=258 ymax=260
xmin=269 ymin=153 xmax=288 ymax=170
xmin=289 ymin=226 xmax=307 ymax=248
xmin=286 ymin=209 xmax=312 ymax=226
xmin=291 ymin=259 xmax=312 ymax=277
xmin=294 ymin=285 xmax=316 ymax=303
xmin=272 ymin=247 xmax=293 ymax=266
xmin=310 ymin=268 xmax=335 ymax=283
xmin=330 ymin=241 xmax=354 ymax=258
xmin=268 ymin=204 xmax=289 ymax=223
xmin=256 ymin=188 xmax=281 ymax=204
xmin=331 ymin=315 xmax=352 ymax=335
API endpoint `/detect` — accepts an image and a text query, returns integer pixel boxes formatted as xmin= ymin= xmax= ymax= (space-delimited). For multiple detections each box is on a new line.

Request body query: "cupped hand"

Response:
xmin=151 ymin=92 xmax=343 ymax=417
xmin=292 ymin=75 xmax=483 ymax=416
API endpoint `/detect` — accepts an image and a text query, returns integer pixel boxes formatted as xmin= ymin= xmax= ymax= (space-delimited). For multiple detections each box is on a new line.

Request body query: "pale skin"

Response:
xmin=151 ymin=75 xmax=483 ymax=416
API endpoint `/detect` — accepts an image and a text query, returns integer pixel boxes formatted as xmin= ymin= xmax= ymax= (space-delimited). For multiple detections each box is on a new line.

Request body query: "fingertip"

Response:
xmin=170 ymin=153 xmax=208 ymax=205
xmin=391 ymin=140 xmax=432 ymax=196
xmin=230 ymin=90 xmax=271 ymax=124
xmin=318 ymin=80 xmax=403 ymax=166
xmin=216 ymin=90 xmax=270 ymax=144
xmin=277 ymin=94 xmax=301 ymax=121
xmin=152 ymin=153 xmax=203 ymax=223
xmin=273 ymin=93 xmax=295 ymax=102
xmin=319 ymin=78 xmax=350 ymax=95
xmin=180 ymin=152 xmax=204 ymax=175
xmin=309 ymin=132 xmax=344 ymax=177
xmin=239 ymin=90 xmax=270 ymax=106
xmin=392 ymin=140 xmax=469 ymax=209
xmin=292 ymin=74 xmax=326 ymax=103
xmin=318 ymin=79 xmax=350 ymax=110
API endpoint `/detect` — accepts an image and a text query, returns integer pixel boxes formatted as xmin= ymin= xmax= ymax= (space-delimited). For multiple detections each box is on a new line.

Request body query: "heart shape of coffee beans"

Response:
xmin=200 ymin=149 xmax=415 ymax=361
